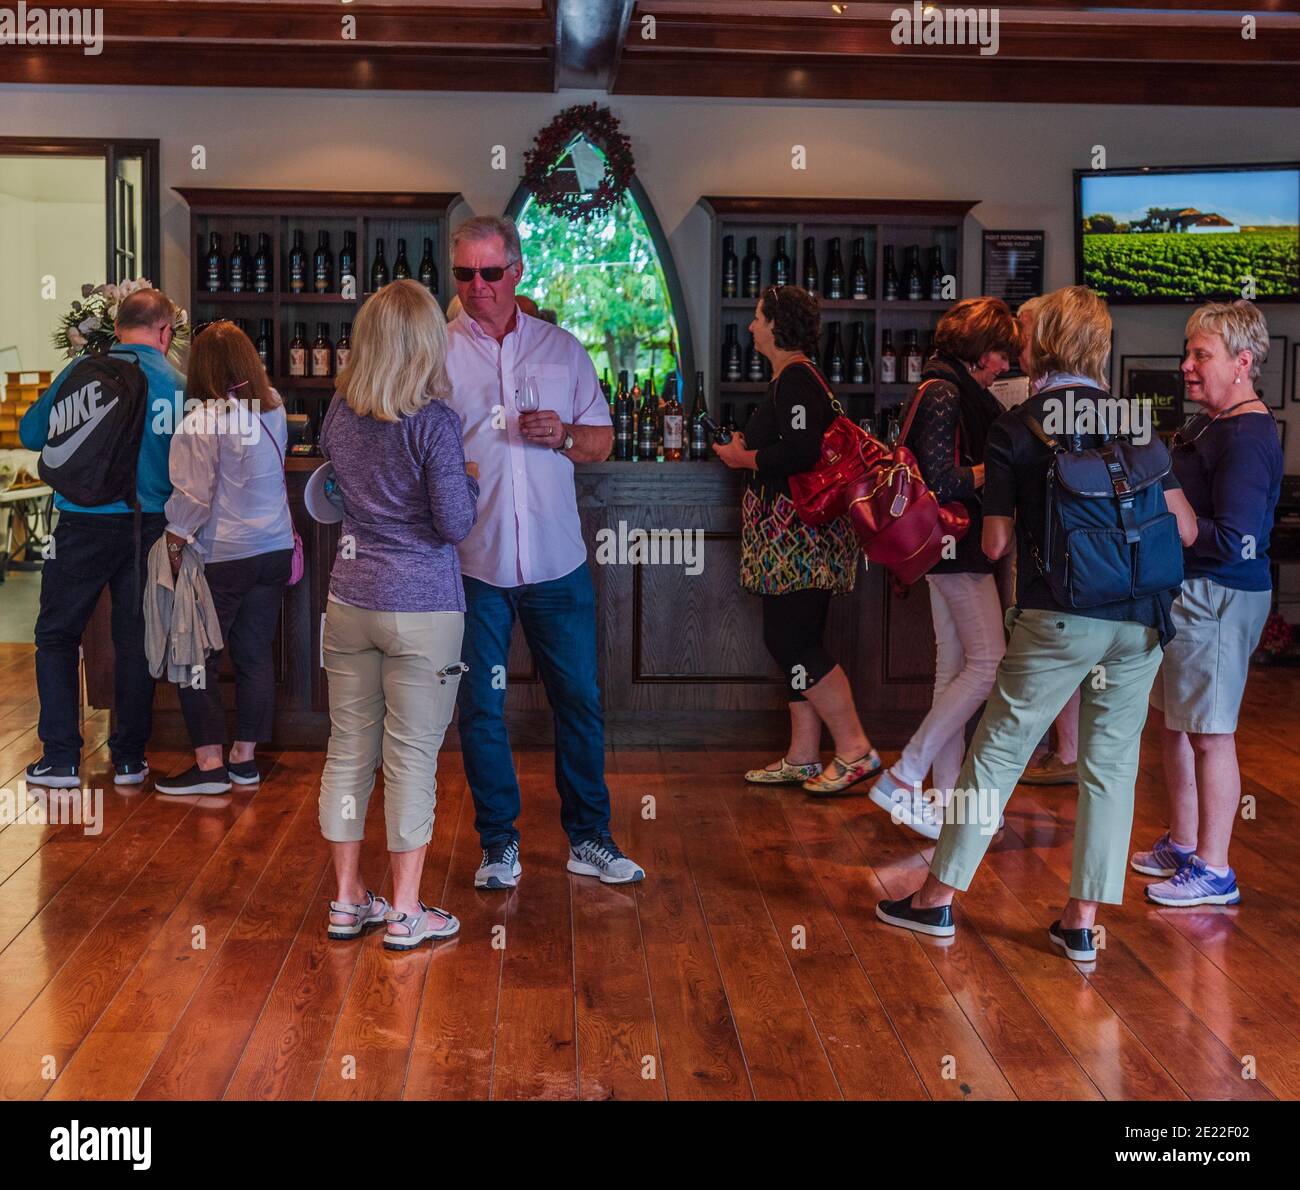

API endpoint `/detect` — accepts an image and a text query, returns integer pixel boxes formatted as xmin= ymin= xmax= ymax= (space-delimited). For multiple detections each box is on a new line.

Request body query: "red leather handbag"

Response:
xmin=842 ymin=380 xmax=971 ymax=586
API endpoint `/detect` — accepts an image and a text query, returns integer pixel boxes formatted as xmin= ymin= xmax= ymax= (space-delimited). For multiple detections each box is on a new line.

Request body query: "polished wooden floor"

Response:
xmin=0 ymin=641 xmax=1297 ymax=1101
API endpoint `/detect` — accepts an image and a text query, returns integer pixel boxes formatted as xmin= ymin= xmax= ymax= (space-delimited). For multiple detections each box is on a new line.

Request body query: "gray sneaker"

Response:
xmin=475 ymin=839 xmax=522 ymax=889
xmin=567 ymin=832 xmax=645 ymax=884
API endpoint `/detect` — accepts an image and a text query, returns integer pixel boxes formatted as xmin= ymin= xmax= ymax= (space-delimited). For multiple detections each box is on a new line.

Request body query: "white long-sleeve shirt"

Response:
xmin=165 ymin=396 xmax=294 ymax=564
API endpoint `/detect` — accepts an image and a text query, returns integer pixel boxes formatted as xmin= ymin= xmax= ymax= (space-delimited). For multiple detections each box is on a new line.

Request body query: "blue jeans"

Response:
xmin=458 ymin=563 xmax=611 ymax=848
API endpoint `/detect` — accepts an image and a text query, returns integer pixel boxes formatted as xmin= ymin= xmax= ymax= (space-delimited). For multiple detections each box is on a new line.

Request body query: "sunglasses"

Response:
xmin=452 ymin=265 xmax=510 ymax=283
xmin=1171 ymin=416 xmax=1213 ymax=455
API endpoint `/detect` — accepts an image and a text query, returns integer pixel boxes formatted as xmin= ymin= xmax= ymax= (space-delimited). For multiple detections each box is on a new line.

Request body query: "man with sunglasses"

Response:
xmin=443 ymin=215 xmax=645 ymax=889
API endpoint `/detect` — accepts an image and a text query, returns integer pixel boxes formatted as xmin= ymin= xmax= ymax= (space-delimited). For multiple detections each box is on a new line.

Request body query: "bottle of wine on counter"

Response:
xmin=904 ymin=329 xmax=923 ymax=383
xmin=722 ymin=324 xmax=742 ymax=382
xmin=418 ymin=238 xmax=437 ymax=292
xmin=204 ymin=232 xmax=225 ymax=293
xmin=339 ymin=231 xmax=356 ymax=290
xmin=880 ymin=328 xmax=897 ymax=383
xmin=311 ymin=322 xmax=333 ymax=377
xmin=742 ymin=236 xmax=761 ymax=300
xmin=802 ymin=236 xmax=819 ymax=295
xmin=882 ymin=245 xmax=900 ymax=302
xmin=825 ymin=237 xmax=845 ymax=300
xmin=289 ymin=230 xmax=307 ymax=294
xmin=289 ymin=322 xmax=308 ymax=377
xmin=370 ymin=238 xmax=390 ymax=290
xmin=662 ymin=373 xmax=684 ymax=461
xmin=772 ymin=236 xmax=791 ymax=288
xmin=850 ymin=322 xmax=870 ymax=385
xmin=745 ymin=334 xmax=764 ymax=383
xmin=637 ymin=379 xmax=659 ymax=462
xmin=927 ymin=246 xmax=945 ymax=301
xmin=393 ymin=238 xmax=412 ymax=281
xmin=255 ymin=319 xmax=272 ymax=372
xmin=629 ymin=374 xmax=643 ymax=460
xmin=614 ymin=370 xmax=633 ymax=461
xmin=904 ymin=245 xmax=924 ymax=301
xmin=824 ymin=321 xmax=845 ymax=385
xmin=721 ymin=235 xmax=738 ymax=299
xmin=314 ymin=231 xmax=334 ymax=294
xmin=336 ymin=322 xmax=352 ymax=372
xmin=688 ymin=371 xmax=708 ymax=460
xmin=228 ymin=234 xmax=250 ymax=293
xmin=851 ymin=237 xmax=870 ymax=300
xmin=253 ymin=232 xmax=273 ymax=293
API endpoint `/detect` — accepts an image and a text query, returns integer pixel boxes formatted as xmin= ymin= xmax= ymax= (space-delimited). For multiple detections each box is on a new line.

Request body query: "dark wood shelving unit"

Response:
xmin=176 ymin=187 xmax=462 ymax=433
xmin=701 ymin=196 xmax=977 ymax=423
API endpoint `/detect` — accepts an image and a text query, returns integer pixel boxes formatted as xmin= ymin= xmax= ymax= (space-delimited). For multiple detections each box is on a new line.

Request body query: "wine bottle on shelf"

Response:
xmin=629 ymin=374 xmax=643 ymax=461
xmin=253 ymin=233 xmax=273 ymax=294
xmin=850 ymin=237 xmax=870 ymax=300
xmin=637 ymin=380 xmax=659 ymax=462
xmin=600 ymin=369 xmax=612 ymax=402
xmin=741 ymin=236 xmax=761 ymax=300
xmin=882 ymin=245 xmax=900 ymax=302
xmin=825 ymin=237 xmax=845 ymax=300
xmin=204 ymin=232 xmax=225 ymax=293
xmin=823 ymin=322 xmax=846 ymax=384
xmin=722 ymin=324 xmax=743 ymax=383
xmin=688 ymin=371 xmax=709 ymax=460
xmin=339 ymin=230 xmax=357 ymax=289
xmin=418 ymin=237 xmax=437 ymax=292
xmin=904 ymin=329 xmax=923 ymax=383
xmin=614 ymin=370 xmax=633 ymax=461
xmin=393 ymin=238 xmax=412 ymax=281
xmin=927 ymin=246 xmax=946 ymax=301
xmin=745 ymin=333 xmax=764 ymax=383
xmin=228 ymin=234 xmax=249 ymax=293
xmin=802 ymin=236 xmax=819 ymax=295
xmin=255 ymin=319 xmax=272 ymax=372
xmin=314 ymin=231 xmax=334 ymax=294
xmin=311 ymin=322 xmax=333 ymax=377
xmin=772 ymin=236 xmax=791 ymax=288
xmin=288 ymin=230 xmax=307 ymax=294
xmin=662 ymin=373 xmax=684 ymax=461
xmin=904 ymin=245 xmax=924 ymax=301
xmin=880 ymin=328 xmax=897 ymax=383
xmin=336 ymin=322 xmax=353 ymax=372
xmin=850 ymin=322 xmax=871 ymax=385
xmin=370 ymin=238 xmax=389 ymax=290
xmin=721 ymin=235 xmax=738 ymax=299
xmin=288 ymin=322 xmax=308 ymax=377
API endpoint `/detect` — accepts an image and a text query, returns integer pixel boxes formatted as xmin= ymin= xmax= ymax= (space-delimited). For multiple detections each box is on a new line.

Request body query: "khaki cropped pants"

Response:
xmin=318 ymin=600 xmax=464 ymax=853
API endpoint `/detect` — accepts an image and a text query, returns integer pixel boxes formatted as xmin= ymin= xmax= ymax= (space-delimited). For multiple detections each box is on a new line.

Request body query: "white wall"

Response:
xmin=1 ymin=83 xmax=1297 ymax=469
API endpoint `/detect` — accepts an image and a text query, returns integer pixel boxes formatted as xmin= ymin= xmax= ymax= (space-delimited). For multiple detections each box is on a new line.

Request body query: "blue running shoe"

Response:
xmin=1145 ymin=856 xmax=1241 ymax=907
xmin=1130 ymin=831 xmax=1195 ymax=878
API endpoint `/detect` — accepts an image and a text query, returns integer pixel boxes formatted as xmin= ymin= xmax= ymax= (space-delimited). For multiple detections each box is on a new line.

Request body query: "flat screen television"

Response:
xmin=1074 ymin=162 xmax=1300 ymax=304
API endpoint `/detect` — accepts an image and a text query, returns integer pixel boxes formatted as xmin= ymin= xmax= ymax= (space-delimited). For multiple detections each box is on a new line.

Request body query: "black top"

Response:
xmin=743 ymin=361 xmax=837 ymax=502
xmin=983 ymin=383 xmax=1182 ymax=644
xmin=906 ymin=353 xmax=1004 ymax=576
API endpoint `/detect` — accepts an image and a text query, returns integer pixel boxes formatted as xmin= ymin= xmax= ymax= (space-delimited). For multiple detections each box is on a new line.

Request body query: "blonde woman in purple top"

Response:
xmin=317 ymin=280 xmax=479 ymax=951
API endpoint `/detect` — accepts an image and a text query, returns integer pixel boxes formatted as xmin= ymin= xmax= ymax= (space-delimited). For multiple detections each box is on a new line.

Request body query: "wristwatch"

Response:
xmin=556 ymin=430 xmax=575 ymax=453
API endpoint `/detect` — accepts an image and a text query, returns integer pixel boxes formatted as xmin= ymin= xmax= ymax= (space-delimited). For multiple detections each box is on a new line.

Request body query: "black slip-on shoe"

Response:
xmin=154 ymin=764 xmax=233 ymax=795
xmin=25 ymin=759 xmax=80 ymax=788
xmin=1048 ymin=919 xmax=1097 ymax=962
xmin=875 ymin=893 xmax=956 ymax=938
xmin=227 ymin=760 xmax=261 ymax=786
xmin=114 ymin=761 xmax=150 ymax=786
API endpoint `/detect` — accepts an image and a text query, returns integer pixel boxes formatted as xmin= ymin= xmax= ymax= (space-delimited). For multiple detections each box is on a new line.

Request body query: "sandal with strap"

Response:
xmin=383 ymin=901 xmax=461 ymax=951
xmin=744 ymin=758 xmax=823 ymax=785
xmin=803 ymin=749 xmax=883 ymax=797
xmin=327 ymin=890 xmax=390 ymax=941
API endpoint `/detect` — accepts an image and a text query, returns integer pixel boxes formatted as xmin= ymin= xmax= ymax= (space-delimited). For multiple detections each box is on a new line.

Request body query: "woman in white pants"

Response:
xmin=869 ymin=298 xmax=1021 ymax=837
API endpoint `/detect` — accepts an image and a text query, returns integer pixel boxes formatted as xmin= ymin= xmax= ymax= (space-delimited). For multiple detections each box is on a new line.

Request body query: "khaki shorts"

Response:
xmin=1149 ymin=577 xmax=1271 ymax=736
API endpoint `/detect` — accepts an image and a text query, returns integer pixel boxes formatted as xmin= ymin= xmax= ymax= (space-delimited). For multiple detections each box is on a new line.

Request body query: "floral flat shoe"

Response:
xmin=745 ymin=758 xmax=824 ymax=785
xmin=803 ymin=749 xmax=883 ymax=797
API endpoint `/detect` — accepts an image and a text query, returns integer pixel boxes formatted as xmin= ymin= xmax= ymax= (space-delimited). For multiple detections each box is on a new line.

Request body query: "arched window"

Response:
xmin=506 ymin=136 xmax=694 ymax=392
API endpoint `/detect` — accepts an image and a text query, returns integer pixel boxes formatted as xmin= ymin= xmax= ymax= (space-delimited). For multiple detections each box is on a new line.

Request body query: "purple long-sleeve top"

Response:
xmin=319 ymin=394 xmax=479 ymax=612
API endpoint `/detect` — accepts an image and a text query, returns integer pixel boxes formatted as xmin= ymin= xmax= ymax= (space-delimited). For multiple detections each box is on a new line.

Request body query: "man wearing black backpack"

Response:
xmin=20 ymin=288 xmax=187 ymax=788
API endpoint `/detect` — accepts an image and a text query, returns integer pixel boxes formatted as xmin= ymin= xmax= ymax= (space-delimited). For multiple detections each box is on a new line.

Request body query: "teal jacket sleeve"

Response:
xmin=18 ymin=360 xmax=75 ymax=451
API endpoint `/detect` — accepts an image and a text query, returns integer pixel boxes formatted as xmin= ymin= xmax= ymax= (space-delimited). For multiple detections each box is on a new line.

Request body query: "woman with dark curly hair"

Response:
xmin=714 ymin=285 xmax=880 ymax=795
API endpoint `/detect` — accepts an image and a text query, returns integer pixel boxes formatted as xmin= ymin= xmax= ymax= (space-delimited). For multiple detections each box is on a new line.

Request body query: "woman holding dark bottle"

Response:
xmin=714 ymin=285 xmax=881 ymax=795
xmin=868 ymin=298 xmax=1020 ymax=838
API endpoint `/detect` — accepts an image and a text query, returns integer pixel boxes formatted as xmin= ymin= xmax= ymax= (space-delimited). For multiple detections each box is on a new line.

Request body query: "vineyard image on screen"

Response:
xmin=1078 ymin=167 xmax=1300 ymax=303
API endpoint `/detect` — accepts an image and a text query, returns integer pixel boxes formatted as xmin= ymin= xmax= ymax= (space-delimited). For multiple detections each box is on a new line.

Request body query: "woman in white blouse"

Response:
xmin=155 ymin=321 xmax=295 ymax=795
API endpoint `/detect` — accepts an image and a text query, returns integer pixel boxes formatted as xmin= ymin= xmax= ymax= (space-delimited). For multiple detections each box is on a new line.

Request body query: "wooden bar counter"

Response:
xmin=83 ymin=458 xmax=938 ymax=749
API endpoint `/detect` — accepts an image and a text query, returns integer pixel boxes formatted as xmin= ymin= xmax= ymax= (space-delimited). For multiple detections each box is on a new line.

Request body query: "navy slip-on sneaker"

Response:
xmin=875 ymin=893 xmax=955 ymax=938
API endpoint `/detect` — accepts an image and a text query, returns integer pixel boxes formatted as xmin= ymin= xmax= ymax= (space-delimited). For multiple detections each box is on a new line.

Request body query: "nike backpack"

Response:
xmin=37 ymin=349 xmax=150 ymax=508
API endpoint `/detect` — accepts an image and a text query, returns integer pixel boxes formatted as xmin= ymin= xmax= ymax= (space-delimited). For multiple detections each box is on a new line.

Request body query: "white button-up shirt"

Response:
xmin=444 ymin=308 xmax=610 ymax=588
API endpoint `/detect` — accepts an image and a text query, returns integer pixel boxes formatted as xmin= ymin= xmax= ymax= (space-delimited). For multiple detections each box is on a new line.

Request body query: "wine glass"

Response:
xmin=516 ymin=378 xmax=541 ymax=414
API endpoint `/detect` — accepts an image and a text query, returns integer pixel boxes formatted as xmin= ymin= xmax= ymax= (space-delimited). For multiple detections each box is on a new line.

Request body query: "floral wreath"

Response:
xmin=522 ymin=103 xmax=634 ymax=223
xmin=53 ymin=278 xmax=190 ymax=362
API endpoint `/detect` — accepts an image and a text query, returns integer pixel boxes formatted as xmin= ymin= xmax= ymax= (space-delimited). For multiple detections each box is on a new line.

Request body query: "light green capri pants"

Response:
xmin=318 ymin=600 xmax=465 ymax=853
xmin=930 ymin=606 xmax=1164 ymax=905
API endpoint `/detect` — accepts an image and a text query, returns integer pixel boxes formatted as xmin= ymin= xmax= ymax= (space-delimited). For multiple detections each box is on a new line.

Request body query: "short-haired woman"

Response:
xmin=156 ymin=322 xmax=294 ymax=795
xmin=869 ymin=298 xmax=1019 ymax=837
xmin=876 ymin=286 xmax=1198 ymax=962
xmin=318 ymin=280 xmax=479 ymax=949
xmin=1132 ymin=300 xmax=1283 ymax=907
xmin=714 ymin=285 xmax=881 ymax=795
